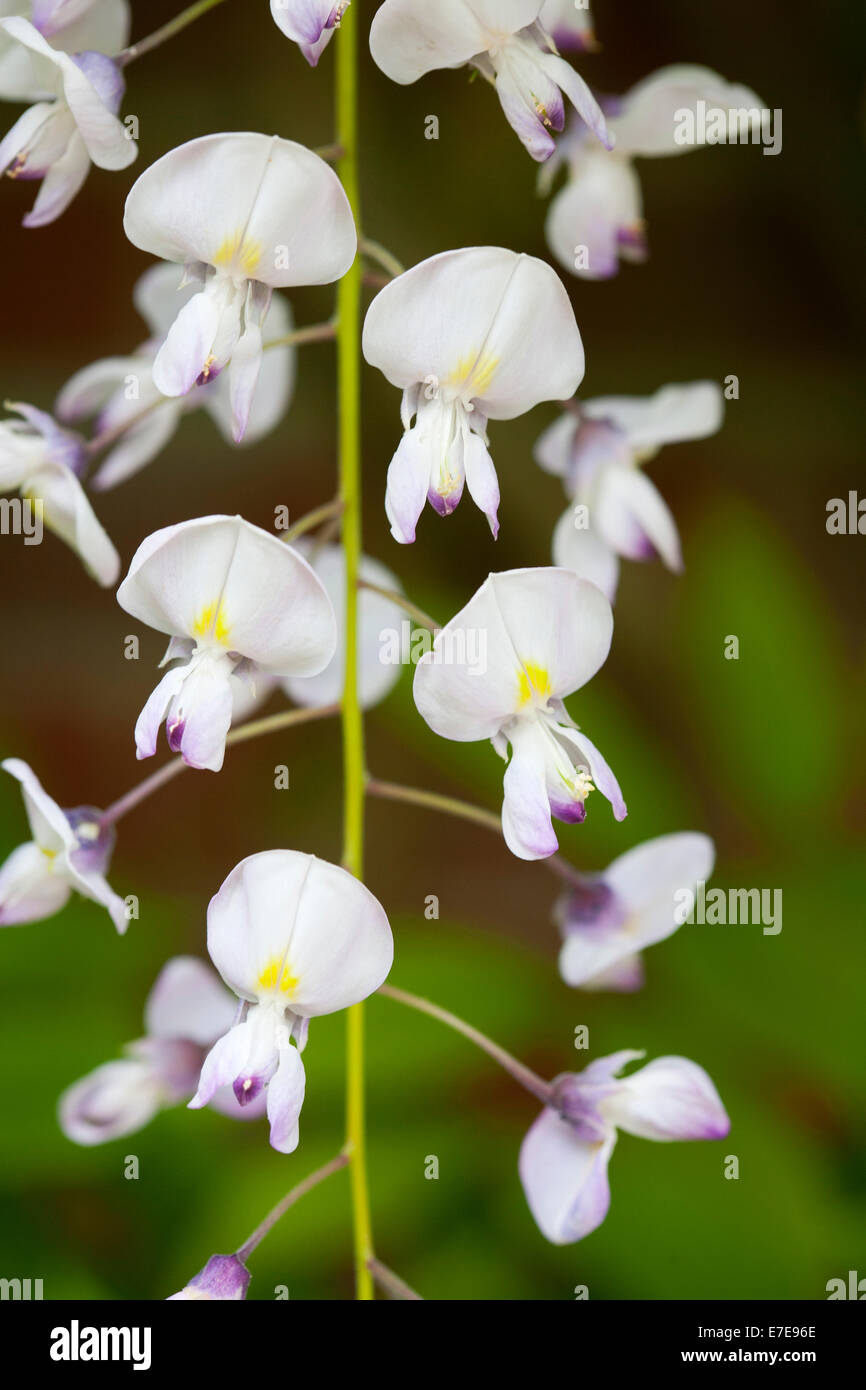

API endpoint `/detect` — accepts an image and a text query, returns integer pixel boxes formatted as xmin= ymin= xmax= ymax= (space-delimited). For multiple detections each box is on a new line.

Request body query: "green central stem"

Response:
xmin=335 ymin=4 xmax=373 ymax=1303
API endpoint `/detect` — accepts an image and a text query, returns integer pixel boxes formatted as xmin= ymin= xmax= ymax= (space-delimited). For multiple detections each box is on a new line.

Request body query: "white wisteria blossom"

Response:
xmin=0 ymin=2 xmax=130 ymax=103
xmin=413 ymin=568 xmax=626 ymax=860
xmin=0 ymin=758 xmax=126 ymax=932
xmin=543 ymin=65 xmax=764 ymax=279
xmin=56 ymin=264 xmax=296 ymax=490
xmin=123 ymin=132 xmax=356 ymax=442
xmin=554 ymin=833 xmax=716 ymax=992
xmin=270 ymin=0 xmax=349 ymax=65
xmin=190 ymin=850 xmax=394 ymax=1153
xmin=363 ymin=247 xmax=584 ymax=542
xmin=369 ymin=0 xmax=611 ymax=161
xmin=520 ymin=1050 xmax=730 ymax=1243
xmin=0 ymin=13 xmax=135 ymax=226
xmin=59 ymin=957 xmax=267 ymax=1145
xmin=539 ymin=0 xmax=596 ymax=51
xmin=283 ymin=542 xmax=405 ymax=710
xmin=116 ymin=515 xmax=338 ymax=772
xmin=541 ymin=381 xmax=725 ymax=600
xmin=0 ymin=402 xmax=119 ymax=584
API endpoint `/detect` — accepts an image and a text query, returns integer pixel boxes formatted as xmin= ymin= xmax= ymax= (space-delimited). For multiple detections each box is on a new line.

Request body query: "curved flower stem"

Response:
xmin=236 ymin=1153 xmax=349 ymax=1263
xmin=359 ymin=238 xmax=405 ymax=280
xmin=357 ymin=580 xmax=439 ymax=631
xmin=378 ymin=984 xmax=553 ymax=1106
xmin=366 ymin=1257 xmax=423 ymax=1301
xmin=335 ymin=4 xmax=374 ymax=1304
xmin=283 ymin=497 xmax=344 ymax=544
xmin=120 ymin=0 xmax=230 ymax=64
xmin=100 ymin=703 xmax=339 ymax=827
xmin=262 ymin=319 xmax=337 ymax=353
xmin=365 ymin=778 xmax=586 ymax=888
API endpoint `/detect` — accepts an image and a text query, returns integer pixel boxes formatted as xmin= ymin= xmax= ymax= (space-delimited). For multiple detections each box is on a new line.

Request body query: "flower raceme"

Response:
xmin=0 ymin=13 xmax=135 ymax=226
xmin=554 ymin=832 xmax=716 ymax=992
xmin=369 ymin=0 xmax=611 ymax=162
xmin=0 ymin=4 xmax=130 ymax=104
xmin=116 ymin=515 xmax=338 ymax=772
xmin=123 ymin=132 xmax=356 ymax=442
xmin=363 ymin=247 xmax=585 ymax=543
xmin=0 ymin=402 xmax=119 ymax=584
xmin=520 ymin=1050 xmax=730 ymax=1243
xmin=0 ymin=758 xmax=126 ymax=932
xmin=413 ymin=568 xmax=626 ymax=860
xmin=190 ymin=850 xmax=394 ymax=1154
xmin=543 ymin=65 xmax=764 ymax=280
xmin=539 ymin=381 xmax=725 ymax=601
xmin=56 ymin=264 xmax=296 ymax=490
xmin=59 ymin=956 xmax=266 ymax=1145
xmin=270 ymin=0 xmax=349 ymax=66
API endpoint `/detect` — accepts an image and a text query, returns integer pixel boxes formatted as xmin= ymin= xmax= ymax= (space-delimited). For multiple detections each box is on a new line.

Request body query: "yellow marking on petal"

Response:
xmin=213 ymin=230 xmax=262 ymax=277
xmin=447 ymin=350 xmax=499 ymax=400
xmin=258 ymin=958 xmax=300 ymax=997
xmin=192 ymin=599 xmax=231 ymax=646
xmin=517 ymin=662 xmax=553 ymax=707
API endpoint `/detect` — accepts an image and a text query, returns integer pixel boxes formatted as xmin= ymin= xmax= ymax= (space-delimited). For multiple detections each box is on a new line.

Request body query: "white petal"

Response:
xmin=519 ymin=1106 xmax=615 ymax=1244
xmin=363 ymin=247 xmax=583 ymax=418
xmin=613 ymin=65 xmax=765 ymax=157
xmin=124 ymin=133 xmax=356 ymax=287
xmin=369 ymin=0 xmax=539 ymax=83
xmin=594 ymin=465 xmax=683 ymax=570
xmin=583 ymin=382 xmax=724 ymax=451
xmin=21 ymin=129 xmax=90 ymax=227
xmin=3 ymin=756 xmax=74 ymax=852
xmin=501 ymin=720 xmax=558 ymax=860
xmin=282 ymin=545 xmax=404 ymax=711
xmin=117 ymin=515 xmax=337 ymax=674
xmin=206 ymin=850 xmax=393 ymax=1016
xmin=144 ymin=955 xmax=237 ymax=1045
xmin=58 ymin=1059 xmax=163 ymax=1146
xmin=545 ymin=155 xmax=643 ymax=280
xmin=26 ymin=459 xmax=120 ymax=586
xmin=266 ymin=1044 xmax=306 ymax=1153
xmin=552 ymin=507 xmax=620 ymax=603
xmin=413 ymin=568 xmax=613 ymax=742
xmin=604 ymin=1056 xmax=730 ymax=1141
xmin=0 ymin=841 xmax=71 ymax=926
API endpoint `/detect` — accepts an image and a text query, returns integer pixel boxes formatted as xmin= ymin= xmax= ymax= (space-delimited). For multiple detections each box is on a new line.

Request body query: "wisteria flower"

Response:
xmin=363 ymin=247 xmax=585 ymax=542
xmin=283 ymin=542 xmax=405 ymax=710
xmin=544 ymin=65 xmax=764 ymax=279
xmin=0 ymin=758 xmax=126 ymax=931
xmin=116 ymin=515 xmax=338 ymax=772
xmin=59 ymin=956 xmax=268 ymax=1145
xmin=190 ymin=850 xmax=394 ymax=1153
xmin=540 ymin=381 xmax=725 ymax=600
xmin=0 ymin=402 xmax=119 ymax=584
xmin=413 ymin=568 xmax=626 ymax=860
xmin=539 ymin=0 xmax=596 ymax=51
xmin=168 ymin=1254 xmax=250 ymax=1302
xmin=56 ymin=264 xmax=296 ymax=490
xmin=369 ymin=0 xmax=611 ymax=161
xmin=0 ymin=1 xmax=129 ymax=103
xmin=520 ymin=1050 xmax=729 ymax=1243
xmin=0 ymin=14 xmax=135 ymax=226
xmin=555 ymin=832 xmax=715 ymax=992
xmin=270 ymin=0 xmax=349 ymax=66
xmin=123 ymin=132 xmax=356 ymax=442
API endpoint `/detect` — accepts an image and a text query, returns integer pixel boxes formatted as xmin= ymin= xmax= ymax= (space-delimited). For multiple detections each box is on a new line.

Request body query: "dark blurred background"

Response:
xmin=0 ymin=0 xmax=864 ymax=1299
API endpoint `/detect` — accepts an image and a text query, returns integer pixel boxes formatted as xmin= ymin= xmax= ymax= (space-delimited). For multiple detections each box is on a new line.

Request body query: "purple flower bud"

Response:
xmin=167 ymin=1254 xmax=251 ymax=1301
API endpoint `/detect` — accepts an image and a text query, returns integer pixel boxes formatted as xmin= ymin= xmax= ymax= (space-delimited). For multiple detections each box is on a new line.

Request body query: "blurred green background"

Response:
xmin=0 ymin=0 xmax=864 ymax=1300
